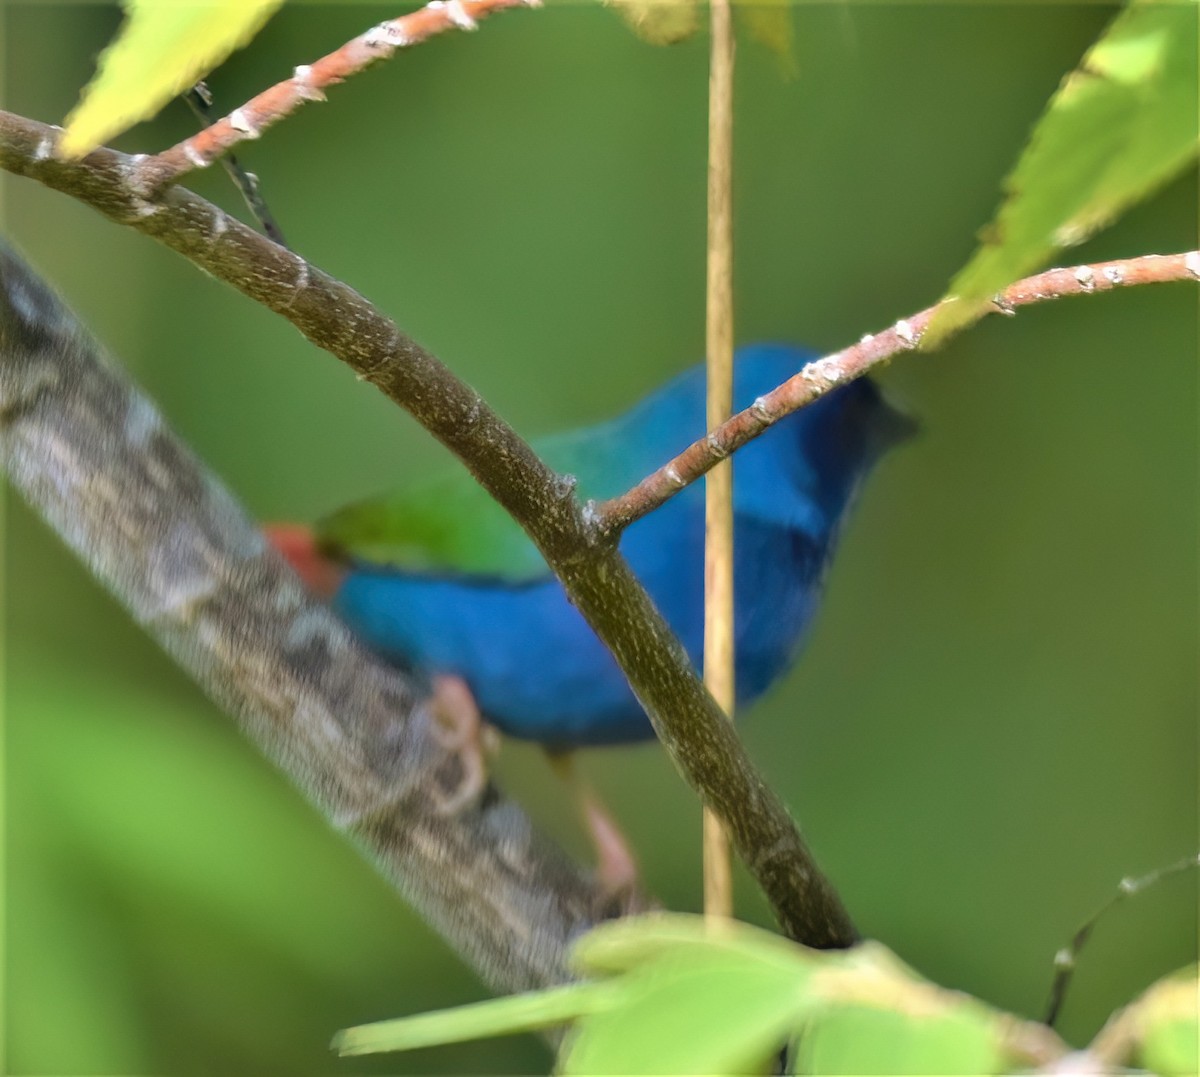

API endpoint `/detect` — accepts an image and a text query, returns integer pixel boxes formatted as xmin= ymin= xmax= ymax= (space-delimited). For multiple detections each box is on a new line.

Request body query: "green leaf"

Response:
xmin=606 ymin=0 xmax=799 ymax=66
xmin=794 ymin=1002 xmax=1003 ymax=1075
xmin=60 ymin=0 xmax=286 ymax=158
xmin=328 ymin=916 xmax=1069 ymax=1072
xmin=563 ymin=944 xmax=810 ymax=1075
xmin=606 ymin=0 xmax=701 ymax=46
xmin=1127 ymin=965 xmax=1199 ymax=1077
xmin=793 ymin=944 xmax=1047 ymax=1075
xmin=924 ymin=0 xmax=1199 ymax=347
xmin=332 ymin=981 xmax=618 ymax=1057
xmin=736 ymin=0 xmax=798 ymax=77
xmin=571 ymin=911 xmax=814 ymax=977
xmin=563 ymin=916 xmax=818 ymax=1075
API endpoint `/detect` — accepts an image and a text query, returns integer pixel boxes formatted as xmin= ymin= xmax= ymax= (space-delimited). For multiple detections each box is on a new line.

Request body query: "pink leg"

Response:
xmin=547 ymin=752 xmax=639 ymax=896
xmin=427 ymin=674 xmax=499 ymax=814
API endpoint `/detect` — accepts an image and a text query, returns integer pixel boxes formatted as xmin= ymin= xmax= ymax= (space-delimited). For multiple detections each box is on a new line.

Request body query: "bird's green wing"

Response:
xmin=317 ymin=364 xmax=706 ymax=583
xmin=316 ymin=423 xmax=646 ymax=583
xmin=317 ymin=457 xmax=554 ymax=581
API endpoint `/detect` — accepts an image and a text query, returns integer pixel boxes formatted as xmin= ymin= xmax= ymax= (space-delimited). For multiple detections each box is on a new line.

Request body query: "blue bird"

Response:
xmin=268 ymin=344 xmax=911 ymax=877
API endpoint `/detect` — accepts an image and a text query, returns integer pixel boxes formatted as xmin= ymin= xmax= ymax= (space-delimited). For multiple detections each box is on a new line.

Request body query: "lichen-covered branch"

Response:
xmin=0 ymin=108 xmax=857 ymax=949
xmin=596 ymin=250 xmax=1200 ymax=532
xmin=0 ymin=239 xmax=612 ymax=996
xmin=129 ymin=0 xmax=540 ymax=195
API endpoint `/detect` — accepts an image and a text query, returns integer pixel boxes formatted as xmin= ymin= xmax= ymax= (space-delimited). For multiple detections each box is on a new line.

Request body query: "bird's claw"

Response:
xmin=580 ymin=786 xmax=640 ymax=900
xmin=546 ymin=751 xmax=649 ymax=911
xmin=427 ymin=674 xmax=497 ymax=814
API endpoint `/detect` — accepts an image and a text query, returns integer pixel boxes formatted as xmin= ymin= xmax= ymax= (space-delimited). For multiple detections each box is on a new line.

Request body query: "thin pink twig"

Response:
xmin=595 ymin=251 xmax=1200 ymax=534
xmin=133 ymin=0 xmax=539 ymax=195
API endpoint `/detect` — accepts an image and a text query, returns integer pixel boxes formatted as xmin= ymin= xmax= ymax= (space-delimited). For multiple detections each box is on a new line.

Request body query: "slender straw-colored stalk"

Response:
xmin=703 ymin=0 xmax=736 ymax=920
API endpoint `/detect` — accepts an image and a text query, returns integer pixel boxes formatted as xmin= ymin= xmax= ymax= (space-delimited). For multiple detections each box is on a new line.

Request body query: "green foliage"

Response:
xmin=333 ymin=982 xmax=618 ymax=1057
xmin=334 ymin=915 xmax=1199 ymax=1073
xmin=1126 ymin=964 xmax=1200 ymax=1077
xmin=606 ymin=0 xmax=701 ymax=47
xmin=737 ymin=0 xmax=798 ymax=78
xmin=333 ymin=915 xmax=1072 ymax=1074
xmin=60 ymin=0 xmax=285 ymax=158
xmin=792 ymin=1000 xmax=1002 ymax=1076
xmin=565 ymin=917 xmax=815 ymax=1075
xmin=605 ymin=0 xmax=797 ymax=72
xmin=925 ymin=0 xmax=1199 ymax=346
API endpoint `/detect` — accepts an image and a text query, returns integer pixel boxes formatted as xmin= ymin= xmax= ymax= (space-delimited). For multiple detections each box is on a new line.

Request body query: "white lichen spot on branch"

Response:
xmin=291 ymin=66 xmax=328 ymax=102
xmin=803 ymin=358 xmax=843 ymax=388
xmin=749 ymin=396 xmax=772 ymax=423
xmin=364 ymin=23 xmax=413 ymax=49
xmin=705 ymin=431 xmax=730 ymax=459
xmin=894 ymin=319 xmax=919 ymax=347
xmin=227 ymin=109 xmax=262 ymax=139
xmin=183 ymin=141 xmax=208 ymax=169
xmin=32 ymin=134 xmax=56 ymax=162
xmin=429 ymin=0 xmax=479 ymax=31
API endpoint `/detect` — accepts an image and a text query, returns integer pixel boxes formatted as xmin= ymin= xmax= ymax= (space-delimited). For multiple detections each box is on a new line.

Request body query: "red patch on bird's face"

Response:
xmin=263 ymin=523 xmax=346 ymax=599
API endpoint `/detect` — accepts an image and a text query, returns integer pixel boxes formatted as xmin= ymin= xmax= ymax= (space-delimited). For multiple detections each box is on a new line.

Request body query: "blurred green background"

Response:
xmin=2 ymin=3 xmax=1196 ymax=1074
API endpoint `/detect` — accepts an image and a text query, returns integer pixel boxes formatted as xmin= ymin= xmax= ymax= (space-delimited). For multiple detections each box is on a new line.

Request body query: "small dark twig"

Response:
xmin=1044 ymin=853 xmax=1200 ymax=1027
xmin=184 ymin=81 xmax=289 ymax=248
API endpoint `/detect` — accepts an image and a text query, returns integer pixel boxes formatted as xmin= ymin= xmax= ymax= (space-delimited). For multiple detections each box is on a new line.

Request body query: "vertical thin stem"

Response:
xmin=703 ymin=0 xmax=736 ymax=920
xmin=0 ymin=0 xmax=9 ymax=1031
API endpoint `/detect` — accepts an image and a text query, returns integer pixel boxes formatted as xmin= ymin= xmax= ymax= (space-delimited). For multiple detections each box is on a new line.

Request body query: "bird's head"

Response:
xmin=732 ymin=343 xmax=916 ymax=535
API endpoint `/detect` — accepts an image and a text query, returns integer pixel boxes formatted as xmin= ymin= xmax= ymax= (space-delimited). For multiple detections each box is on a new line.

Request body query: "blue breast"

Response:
xmin=335 ymin=482 xmax=829 ymax=747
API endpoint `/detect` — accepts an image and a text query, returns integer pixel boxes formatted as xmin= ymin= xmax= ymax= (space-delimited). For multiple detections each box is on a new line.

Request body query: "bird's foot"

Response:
xmin=427 ymin=674 xmax=498 ymax=815
xmin=548 ymin=752 xmax=642 ymax=908
xmin=580 ymin=784 xmax=642 ymax=907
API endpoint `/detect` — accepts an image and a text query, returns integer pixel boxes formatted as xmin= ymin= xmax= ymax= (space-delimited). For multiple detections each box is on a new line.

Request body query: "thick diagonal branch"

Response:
xmin=0 ymin=239 xmax=611 ymax=996
xmin=0 ymin=109 xmax=856 ymax=949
